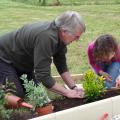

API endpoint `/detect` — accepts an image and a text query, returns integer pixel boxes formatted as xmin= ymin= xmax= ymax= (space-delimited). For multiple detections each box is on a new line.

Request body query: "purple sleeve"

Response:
xmin=87 ymin=42 xmax=102 ymax=74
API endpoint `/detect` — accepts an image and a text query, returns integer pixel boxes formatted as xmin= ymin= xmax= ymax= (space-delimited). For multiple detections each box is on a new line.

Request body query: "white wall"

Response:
xmin=30 ymin=96 xmax=120 ymax=120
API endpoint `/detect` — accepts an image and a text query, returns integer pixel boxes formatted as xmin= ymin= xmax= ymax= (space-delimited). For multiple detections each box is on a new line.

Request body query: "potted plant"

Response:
xmin=0 ymin=78 xmax=33 ymax=109
xmin=0 ymin=79 xmax=20 ymax=109
xmin=5 ymin=93 xmax=33 ymax=109
xmin=83 ymin=70 xmax=105 ymax=102
xmin=0 ymin=82 xmax=14 ymax=119
xmin=22 ymin=75 xmax=53 ymax=116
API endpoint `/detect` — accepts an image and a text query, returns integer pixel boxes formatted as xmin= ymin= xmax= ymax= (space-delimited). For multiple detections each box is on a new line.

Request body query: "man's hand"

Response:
xmin=65 ymin=88 xmax=84 ymax=98
xmin=99 ymin=71 xmax=112 ymax=82
xmin=50 ymin=82 xmax=84 ymax=99
xmin=73 ymin=86 xmax=84 ymax=97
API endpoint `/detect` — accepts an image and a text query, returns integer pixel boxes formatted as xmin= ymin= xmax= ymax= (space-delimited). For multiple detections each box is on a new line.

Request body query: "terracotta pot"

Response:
xmin=5 ymin=94 xmax=33 ymax=109
xmin=36 ymin=103 xmax=54 ymax=116
xmin=5 ymin=94 xmax=22 ymax=108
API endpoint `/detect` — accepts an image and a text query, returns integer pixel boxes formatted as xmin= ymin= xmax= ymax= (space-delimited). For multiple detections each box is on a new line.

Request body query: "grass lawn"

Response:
xmin=0 ymin=0 xmax=120 ymax=75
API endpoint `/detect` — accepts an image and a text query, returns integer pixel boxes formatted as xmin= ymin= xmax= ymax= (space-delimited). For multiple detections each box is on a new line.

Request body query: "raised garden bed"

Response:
xmin=1 ymin=74 xmax=120 ymax=120
xmin=1 ymin=88 xmax=120 ymax=120
xmin=53 ymin=87 xmax=120 ymax=112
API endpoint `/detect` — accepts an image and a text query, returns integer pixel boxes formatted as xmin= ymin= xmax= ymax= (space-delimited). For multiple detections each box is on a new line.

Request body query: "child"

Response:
xmin=87 ymin=34 xmax=120 ymax=88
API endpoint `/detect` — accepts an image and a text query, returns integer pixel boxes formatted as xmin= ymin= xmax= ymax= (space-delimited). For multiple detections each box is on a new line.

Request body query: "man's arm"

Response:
xmin=53 ymin=44 xmax=68 ymax=75
xmin=49 ymin=82 xmax=83 ymax=98
xmin=60 ymin=71 xmax=76 ymax=89
xmin=53 ymin=44 xmax=84 ymax=98
xmin=34 ymin=33 xmax=56 ymax=88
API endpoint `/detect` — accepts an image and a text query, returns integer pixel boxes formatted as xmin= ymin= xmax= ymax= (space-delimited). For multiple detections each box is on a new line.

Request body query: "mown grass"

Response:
xmin=11 ymin=0 xmax=120 ymax=6
xmin=0 ymin=0 xmax=120 ymax=75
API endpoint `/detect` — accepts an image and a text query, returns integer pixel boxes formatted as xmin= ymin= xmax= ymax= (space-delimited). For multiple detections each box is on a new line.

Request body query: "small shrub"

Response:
xmin=21 ymin=75 xmax=51 ymax=110
xmin=83 ymin=70 xmax=105 ymax=102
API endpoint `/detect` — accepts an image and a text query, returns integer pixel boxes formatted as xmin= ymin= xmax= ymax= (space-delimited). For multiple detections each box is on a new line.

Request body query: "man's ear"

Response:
xmin=60 ymin=29 xmax=65 ymax=38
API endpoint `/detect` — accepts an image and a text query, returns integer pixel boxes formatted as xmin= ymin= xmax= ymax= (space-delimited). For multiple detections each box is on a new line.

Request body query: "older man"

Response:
xmin=0 ymin=11 xmax=85 ymax=98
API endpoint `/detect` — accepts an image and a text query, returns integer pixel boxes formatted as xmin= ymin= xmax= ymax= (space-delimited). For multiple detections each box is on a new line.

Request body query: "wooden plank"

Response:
xmin=53 ymin=74 xmax=84 ymax=81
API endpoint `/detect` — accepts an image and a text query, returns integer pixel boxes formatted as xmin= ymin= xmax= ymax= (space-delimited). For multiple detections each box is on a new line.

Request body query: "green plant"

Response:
xmin=0 ymin=79 xmax=15 ymax=119
xmin=0 ymin=106 xmax=13 ymax=120
xmin=83 ymin=70 xmax=105 ymax=102
xmin=21 ymin=75 xmax=51 ymax=109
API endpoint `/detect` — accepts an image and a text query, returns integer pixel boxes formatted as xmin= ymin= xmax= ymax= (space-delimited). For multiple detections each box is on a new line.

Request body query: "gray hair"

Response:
xmin=55 ymin=11 xmax=86 ymax=34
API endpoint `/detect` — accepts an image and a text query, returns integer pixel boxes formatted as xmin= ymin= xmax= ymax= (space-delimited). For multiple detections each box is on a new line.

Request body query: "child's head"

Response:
xmin=93 ymin=34 xmax=118 ymax=62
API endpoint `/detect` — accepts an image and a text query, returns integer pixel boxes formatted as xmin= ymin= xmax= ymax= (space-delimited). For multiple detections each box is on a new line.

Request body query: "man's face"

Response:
xmin=61 ymin=30 xmax=82 ymax=45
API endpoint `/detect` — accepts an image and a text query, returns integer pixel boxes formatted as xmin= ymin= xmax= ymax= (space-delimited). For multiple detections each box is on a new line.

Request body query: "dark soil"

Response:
xmin=52 ymin=97 xmax=88 ymax=112
xmin=53 ymin=88 xmax=120 ymax=112
xmin=1 ymin=88 xmax=120 ymax=120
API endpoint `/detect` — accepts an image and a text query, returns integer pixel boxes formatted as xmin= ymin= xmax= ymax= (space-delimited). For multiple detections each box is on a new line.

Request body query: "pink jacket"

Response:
xmin=87 ymin=41 xmax=120 ymax=73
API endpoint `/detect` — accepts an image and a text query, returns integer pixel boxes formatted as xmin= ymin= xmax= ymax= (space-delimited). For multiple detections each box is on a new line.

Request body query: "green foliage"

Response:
xmin=2 ymin=79 xmax=16 ymax=94
xmin=0 ymin=85 xmax=5 ymax=104
xmin=0 ymin=108 xmax=13 ymax=120
xmin=0 ymin=78 xmax=31 ymax=119
xmin=39 ymin=0 xmax=46 ymax=6
xmin=0 ymin=78 xmax=16 ymax=104
xmin=83 ymin=70 xmax=105 ymax=102
xmin=10 ymin=0 xmax=120 ymax=6
xmin=11 ymin=0 xmax=47 ymax=6
xmin=0 ymin=85 xmax=6 ymax=119
xmin=21 ymin=75 xmax=51 ymax=109
xmin=0 ymin=79 xmax=15 ymax=119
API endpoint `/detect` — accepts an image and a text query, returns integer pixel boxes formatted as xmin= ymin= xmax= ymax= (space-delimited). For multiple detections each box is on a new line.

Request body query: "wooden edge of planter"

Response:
xmin=53 ymin=74 xmax=84 ymax=81
xmin=105 ymin=87 xmax=120 ymax=92
xmin=53 ymin=74 xmax=120 ymax=91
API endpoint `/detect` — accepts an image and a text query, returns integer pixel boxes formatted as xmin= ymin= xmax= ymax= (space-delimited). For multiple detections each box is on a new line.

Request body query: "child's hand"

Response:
xmin=115 ymin=75 xmax=120 ymax=88
xmin=99 ymin=71 xmax=112 ymax=82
